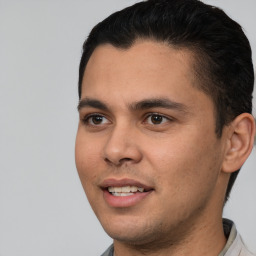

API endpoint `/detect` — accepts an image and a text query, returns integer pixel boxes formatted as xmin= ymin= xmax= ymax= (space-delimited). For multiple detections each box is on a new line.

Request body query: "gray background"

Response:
xmin=0 ymin=0 xmax=255 ymax=255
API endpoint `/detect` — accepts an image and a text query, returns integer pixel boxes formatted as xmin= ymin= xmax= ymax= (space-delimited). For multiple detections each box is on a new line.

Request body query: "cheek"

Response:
xmin=145 ymin=131 xmax=221 ymax=194
xmin=75 ymin=132 xmax=102 ymax=185
xmin=144 ymin=138 xmax=221 ymax=224
xmin=75 ymin=134 xmax=104 ymax=211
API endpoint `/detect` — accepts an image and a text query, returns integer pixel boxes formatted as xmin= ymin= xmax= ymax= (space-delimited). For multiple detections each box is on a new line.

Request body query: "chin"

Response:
xmin=107 ymin=229 xmax=157 ymax=245
xmin=100 ymin=215 xmax=166 ymax=245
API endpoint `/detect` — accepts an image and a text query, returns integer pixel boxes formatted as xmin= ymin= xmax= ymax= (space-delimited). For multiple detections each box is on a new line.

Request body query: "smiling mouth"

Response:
xmin=100 ymin=178 xmax=154 ymax=208
xmin=108 ymin=186 xmax=145 ymax=196
xmin=101 ymin=179 xmax=153 ymax=207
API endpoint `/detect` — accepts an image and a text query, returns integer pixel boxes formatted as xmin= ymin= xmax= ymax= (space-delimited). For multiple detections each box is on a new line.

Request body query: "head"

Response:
xmin=75 ymin=0 xmax=255 ymax=248
xmin=78 ymin=0 xmax=254 ymax=202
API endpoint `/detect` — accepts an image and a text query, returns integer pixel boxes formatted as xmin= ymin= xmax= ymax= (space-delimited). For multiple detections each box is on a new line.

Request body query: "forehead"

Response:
xmin=81 ymin=40 xmax=213 ymax=113
xmin=84 ymin=41 xmax=195 ymax=87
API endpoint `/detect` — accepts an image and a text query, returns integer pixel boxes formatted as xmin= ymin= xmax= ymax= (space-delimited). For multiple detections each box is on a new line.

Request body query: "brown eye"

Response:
xmin=83 ymin=114 xmax=110 ymax=126
xmin=151 ymin=114 xmax=163 ymax=124
xmin=91 ymin=115 xmax=104 ymax=124
xmin=146 ymin=114 xmax=168 ymax=125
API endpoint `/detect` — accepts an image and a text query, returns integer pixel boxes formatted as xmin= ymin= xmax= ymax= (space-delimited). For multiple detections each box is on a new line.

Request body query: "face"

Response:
xmin=75 ymin=41 xmax=228 ymax=245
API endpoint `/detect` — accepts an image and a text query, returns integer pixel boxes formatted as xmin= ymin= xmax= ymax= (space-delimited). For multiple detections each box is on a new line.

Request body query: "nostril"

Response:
xmin=120 ymin=158 xmax=133 ymax=162
xmin=118 ymin=158 xmax=134 ymax=166
xmin=104 ymin=158 xmax=112 ymax=164
xmin=104 ymin=157 xmax=133 ymax=166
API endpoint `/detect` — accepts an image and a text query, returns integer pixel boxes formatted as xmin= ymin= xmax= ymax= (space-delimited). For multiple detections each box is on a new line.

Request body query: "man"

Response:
xmin=75 ymin=0 xmax=255 ymax=255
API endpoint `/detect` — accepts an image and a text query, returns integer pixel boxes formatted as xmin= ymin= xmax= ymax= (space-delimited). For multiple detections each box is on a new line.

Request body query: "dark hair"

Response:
xmin=78 ymin=0 xmax=254 ymax=202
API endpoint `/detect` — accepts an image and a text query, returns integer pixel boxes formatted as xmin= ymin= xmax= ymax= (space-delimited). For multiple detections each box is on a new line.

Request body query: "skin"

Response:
xmin=75 ymin=41 xmax=253 ymax=256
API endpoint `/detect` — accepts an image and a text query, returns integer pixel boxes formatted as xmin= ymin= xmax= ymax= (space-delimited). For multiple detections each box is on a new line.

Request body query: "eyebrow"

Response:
xmin=77 ymin=98 xmax=109 ymax=111
xmin=129 ymin=98 xmax=188 ymax=113
xmin=77 ymin=97 xmax=188 ymax=113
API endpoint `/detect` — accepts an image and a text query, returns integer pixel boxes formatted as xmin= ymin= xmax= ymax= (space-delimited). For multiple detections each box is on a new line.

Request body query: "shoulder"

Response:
xmin=239 ymin=239 xmax=256 ymax=256
xmin=222 ymin=219 xmax=255 ymax=256
xmin=234 ymin=234 xmax=255 ymax=256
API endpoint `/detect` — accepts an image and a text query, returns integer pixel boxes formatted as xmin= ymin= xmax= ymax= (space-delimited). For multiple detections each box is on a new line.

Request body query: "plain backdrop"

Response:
xmin=0 ymin=0 xmax=255 ymax=255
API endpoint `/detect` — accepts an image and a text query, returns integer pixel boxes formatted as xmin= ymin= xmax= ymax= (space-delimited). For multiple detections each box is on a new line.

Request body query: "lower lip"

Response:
xmin=103 ymin=190 xmax=152 ymax=208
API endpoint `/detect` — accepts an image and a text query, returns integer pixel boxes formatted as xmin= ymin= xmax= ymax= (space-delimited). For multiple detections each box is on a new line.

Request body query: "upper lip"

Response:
xmin=100 ymin=178 xmax=153 ymax=191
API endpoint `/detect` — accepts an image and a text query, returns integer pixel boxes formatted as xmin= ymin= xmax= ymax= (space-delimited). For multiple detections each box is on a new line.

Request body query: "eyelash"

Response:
xmin=144 ymin=113 xmax=171 ymax=125
xmin=81 ymin=113 xmax=173 ymax=127
xmin=81 ymin=113 xmax=110 ymax=126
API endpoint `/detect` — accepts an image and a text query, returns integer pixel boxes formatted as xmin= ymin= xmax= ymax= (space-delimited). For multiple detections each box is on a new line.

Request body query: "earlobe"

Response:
xmin=222 ymin=113 xmax=255 ymax=173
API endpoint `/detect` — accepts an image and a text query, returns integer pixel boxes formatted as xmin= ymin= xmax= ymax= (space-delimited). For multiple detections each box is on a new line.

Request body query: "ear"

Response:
xmin=222 ymin=113 xmax=255 ymax=173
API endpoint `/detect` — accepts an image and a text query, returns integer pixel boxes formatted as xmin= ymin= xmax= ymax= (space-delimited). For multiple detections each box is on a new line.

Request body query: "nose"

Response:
xmin=103 ymin=124 xmax=142 ymax=166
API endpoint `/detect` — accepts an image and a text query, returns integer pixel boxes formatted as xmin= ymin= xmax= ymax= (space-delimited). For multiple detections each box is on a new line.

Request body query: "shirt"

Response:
xmin=101 ymin=219 xmax=255 ymax=256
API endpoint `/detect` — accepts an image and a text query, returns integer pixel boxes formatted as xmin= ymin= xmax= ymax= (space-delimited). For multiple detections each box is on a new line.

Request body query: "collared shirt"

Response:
xmin=101 ymin=219 xmax=255 ymax=256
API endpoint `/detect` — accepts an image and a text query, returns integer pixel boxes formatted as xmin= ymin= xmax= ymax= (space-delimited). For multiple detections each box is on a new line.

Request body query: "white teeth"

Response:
xmin=121 ymin=186 xmax=131 ymax=193
xmin=112 ymin=192 xmax=134 ymax=196
xmin=108 ymin=186 xmax=145 ymax=195
xmin=130 ymin=186 xmax=137 ymax=192
xmin=115 ymin=187 xmax=122 ymax=192
xmin=108 ymin=187 xmax=115 ymax=193
xmin=137 ymin=187 xmax=144 ymax=192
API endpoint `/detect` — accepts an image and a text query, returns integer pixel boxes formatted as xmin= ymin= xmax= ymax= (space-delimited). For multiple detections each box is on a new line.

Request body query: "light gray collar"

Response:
xmin=219 ymin=219 xmax=237 ymax=256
